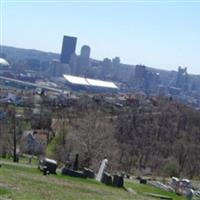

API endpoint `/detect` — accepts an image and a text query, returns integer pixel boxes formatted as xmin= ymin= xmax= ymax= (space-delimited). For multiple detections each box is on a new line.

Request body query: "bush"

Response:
xmin=163 ymin=159 xmax=179 ymax=177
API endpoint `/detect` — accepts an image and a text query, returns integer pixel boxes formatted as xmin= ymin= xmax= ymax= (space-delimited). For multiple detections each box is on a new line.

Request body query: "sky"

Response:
xmin=1 ymin=0 xmax=200 ymax=74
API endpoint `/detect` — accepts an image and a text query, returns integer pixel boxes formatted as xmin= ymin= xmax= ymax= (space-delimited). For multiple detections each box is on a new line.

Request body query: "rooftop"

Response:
xmin=63 ymin=74 xmax=118 ymax=89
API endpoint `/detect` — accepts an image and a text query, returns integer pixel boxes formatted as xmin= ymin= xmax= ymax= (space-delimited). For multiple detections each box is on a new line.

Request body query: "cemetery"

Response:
xmin=39 ymin=156 xmax=125 ymax=188
xmin=19 ymin=154 xmax=195 ymax=200
xmin=1 ymin=156 xmax=200 ymax=200
xmin=0 ymin=152 xmax=198 ymax=200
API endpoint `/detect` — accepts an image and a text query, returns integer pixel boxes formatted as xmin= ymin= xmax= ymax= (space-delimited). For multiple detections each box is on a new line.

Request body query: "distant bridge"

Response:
xmin=0 ymin=76 xmax=64 ymax=93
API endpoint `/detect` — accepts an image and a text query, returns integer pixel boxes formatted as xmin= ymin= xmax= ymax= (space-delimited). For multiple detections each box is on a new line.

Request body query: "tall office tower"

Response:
xmin=80 ymin=45 xmax=91 ymax=59
xmin=76 ymin=45 xmax=91 ymax=75
xmin=60 ymin=35 xmax=77 ymax=64
xmin=101 ymin=58 xmax=112 ymax=78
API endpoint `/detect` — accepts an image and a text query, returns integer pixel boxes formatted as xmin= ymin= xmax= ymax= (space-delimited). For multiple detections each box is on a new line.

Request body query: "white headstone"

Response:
xmin=96 ymin=158 xmax=108 ymax=182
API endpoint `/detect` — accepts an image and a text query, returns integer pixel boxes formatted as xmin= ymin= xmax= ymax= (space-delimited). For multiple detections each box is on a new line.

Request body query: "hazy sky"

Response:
xmin=1 ymin=0 xmax=200 ymax=74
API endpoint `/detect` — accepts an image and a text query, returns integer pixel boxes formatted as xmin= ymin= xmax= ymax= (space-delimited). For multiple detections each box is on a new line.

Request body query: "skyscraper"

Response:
xmin=80 ymin=45 xmax=91 ymax=59
xmin=60 ymin=35 xmax=77 ymax=64
xmin=76 ymin=45 xmax=91 ymax=75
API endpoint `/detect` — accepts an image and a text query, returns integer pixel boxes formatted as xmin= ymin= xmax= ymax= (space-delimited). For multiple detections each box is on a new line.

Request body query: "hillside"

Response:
xmin=0 ymin=45 xmax=60 ymax=63
xmin=1 ymin=92 xmax=200 ymax=177
xmin=0 ymin=161 xmax=185 ymax=200
xmin=44 ymin=94 xmax=200 ymax=177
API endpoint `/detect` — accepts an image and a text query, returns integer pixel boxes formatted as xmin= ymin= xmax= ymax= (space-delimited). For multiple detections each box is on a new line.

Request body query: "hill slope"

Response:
xmin=0 ymin=45 xmax=60 ymax=63
xmin=0 ymin=162 xmax=184 ymax=200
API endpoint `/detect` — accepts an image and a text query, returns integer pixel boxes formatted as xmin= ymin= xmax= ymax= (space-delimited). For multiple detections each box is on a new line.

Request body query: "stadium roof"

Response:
xmin=63 ymin=74 xmax=89 ymax=86
xmin=63 ymin=74 xmax=118 ymax=89
xmin=86 ymin=78 xmax=118 ymax=89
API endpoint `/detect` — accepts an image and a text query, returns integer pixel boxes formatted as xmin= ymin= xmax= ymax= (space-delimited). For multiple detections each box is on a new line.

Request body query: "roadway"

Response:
xmin=0 ymin=76 xmax=64 ymax=93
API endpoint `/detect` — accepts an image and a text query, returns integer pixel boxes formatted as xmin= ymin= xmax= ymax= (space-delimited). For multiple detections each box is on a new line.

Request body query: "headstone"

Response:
xmin=126 ymin=174 xmax=130 ymax=179
xmin=43 ymin=166 xmax=49 ymax=175
xmin=65 ymin=160 xmax=71 ymax=169
xmin=140 ymin=178 xmax=147 ymax=184
xmin=96 ymin=157 xmax=108 ymax=182
xmin=113 ymin=175 xmax=124 ymax=188
xmin=83 ymin=168 xmax=95 ymax=179
xmin=186 ymin=189 xmax=193 ymax=200
xmin=61 ymin=168 xmax=86 ymax=178
xmin=39 ymin=158 xmax=57 ymax=174
xmin=171 ymin=177 xmax=179 ymax=189
xmin=15 ymin=154 xmax=19 ymax=163
xmin=73 ymin=154 xmax=79 ymax=171
xmin=101 ymin=172 xmax=112 ymax=185
xmin=44 ymin=158 xmax=57 ymax=174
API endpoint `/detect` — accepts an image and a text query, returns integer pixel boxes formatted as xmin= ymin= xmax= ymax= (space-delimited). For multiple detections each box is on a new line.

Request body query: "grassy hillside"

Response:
xmin=0 ymin=162 xmax=185 ymax=200
xmin=0 ymin=45 xmax=59 ymax=63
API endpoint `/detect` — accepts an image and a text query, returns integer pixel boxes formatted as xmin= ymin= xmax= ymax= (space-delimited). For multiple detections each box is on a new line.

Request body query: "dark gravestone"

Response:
xmin=43 ymin=166 xmax=49 ymax=175
xmin=101 ymin=172 xmax=112 ymax=185
xmin=61 ymin=168 xmax=86 ymax=178
xmin=126 ymin=174 xmax=130 ymax=179
xmin=38 ymin=158 xmax=57 ymax=174
xmin=15 ymin=154 xmax=19 ymax=163
xmin=44 ymin=159 xmax=57 ymax=174
xmin=140 ymin=178 xmax=147 ymax=184
xmin=113 ymin=175 xmax=124 ymax=188
xmin=73 ymin=154 xmax=79 ymax=171
xmin=83 ymin=168 xmax=95 ymax=179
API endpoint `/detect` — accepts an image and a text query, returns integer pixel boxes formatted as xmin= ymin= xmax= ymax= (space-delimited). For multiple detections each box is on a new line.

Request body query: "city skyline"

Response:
xmin=1 ymin=0 xmax=200 ymax=74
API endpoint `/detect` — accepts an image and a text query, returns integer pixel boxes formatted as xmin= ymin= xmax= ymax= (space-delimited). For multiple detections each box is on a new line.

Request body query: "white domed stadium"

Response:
xmin=0 ymin=58 xmax=11 ymax=75
xmin=0 ymin=58 xmax=9 ymax=67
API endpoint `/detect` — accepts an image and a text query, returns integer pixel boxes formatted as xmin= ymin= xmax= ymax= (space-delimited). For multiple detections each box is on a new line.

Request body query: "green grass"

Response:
xmin=0 ymin=162 xmax=187 ymax=200
xmin=125 ymin=180 xmax=185 ymax=200
xmin=1 ymin=155 xmax=39 ymax=165
xmin=0 ymin=187 xmax=9 ymax=195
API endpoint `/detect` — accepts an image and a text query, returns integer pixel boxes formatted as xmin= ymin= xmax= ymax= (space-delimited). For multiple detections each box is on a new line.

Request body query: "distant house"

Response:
xmin=21 ymin=129 xmax=50 ymax=155
xmin=34 ymin=132 xmax=48 ymax=147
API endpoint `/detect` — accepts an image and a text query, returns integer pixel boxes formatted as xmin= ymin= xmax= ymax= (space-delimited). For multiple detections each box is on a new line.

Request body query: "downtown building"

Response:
xmin=60 ymin=35 xmax=77 ymax=64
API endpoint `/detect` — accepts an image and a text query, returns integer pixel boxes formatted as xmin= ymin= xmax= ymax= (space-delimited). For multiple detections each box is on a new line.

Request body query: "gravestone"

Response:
xmin=96 ymin=157 xmax=108 ymax=182
xmin=126 ymin=174 xmax=130 ymax=179
xmin=39 ymin=158 xmax=57 ymax=174
xmin=186 ymin=189 xmax=193 ymax=200
xmin=73 ymin=154 xmax=79 ymax=171
xmin=101 ymin=172 xmax=112 ymax=185
xmin=140 ymin=178 xmax=147 ymax=184
xmin=65 ymin=160 xmax=71 ymax=169
xmin=84 ymin=168 xmax=95 ymax=179
xmin=113 ymin=174 xmax=124 ymax=188
xmin=43 ymin=166 xmax=49 ymax=175
xmin=61 ymin=168 xmax=86 ymax=178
